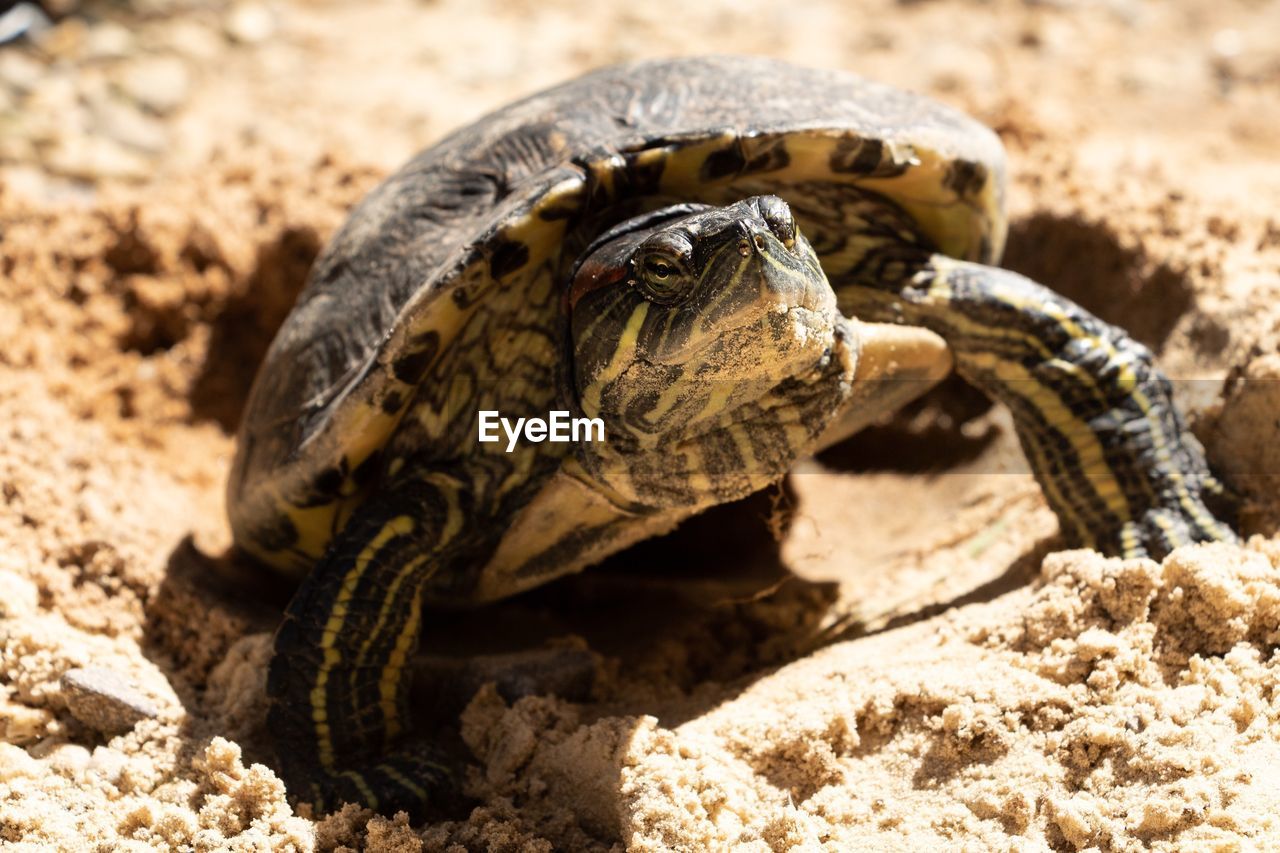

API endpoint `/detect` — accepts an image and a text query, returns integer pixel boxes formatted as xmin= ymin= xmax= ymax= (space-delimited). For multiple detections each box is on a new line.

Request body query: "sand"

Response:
xmin=2 ymin=0 xmax=1279 ymax=849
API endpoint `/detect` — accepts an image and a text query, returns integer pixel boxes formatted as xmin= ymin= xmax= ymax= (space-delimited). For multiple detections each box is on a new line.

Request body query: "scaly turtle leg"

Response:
xmin=840 ymin=254 xmax=1236 ymax=559
xmin=266 ymin=470 xmax=479 ymax=818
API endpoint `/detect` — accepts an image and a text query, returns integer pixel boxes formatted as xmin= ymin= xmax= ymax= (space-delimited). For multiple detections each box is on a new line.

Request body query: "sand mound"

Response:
xmin=446 ymin=545 xmax=1280 ymax=850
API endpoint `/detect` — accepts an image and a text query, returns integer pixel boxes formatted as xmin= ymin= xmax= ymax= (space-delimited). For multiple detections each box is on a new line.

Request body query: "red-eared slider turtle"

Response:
xmin=228 ymin=56 xmax=1235 ymax=816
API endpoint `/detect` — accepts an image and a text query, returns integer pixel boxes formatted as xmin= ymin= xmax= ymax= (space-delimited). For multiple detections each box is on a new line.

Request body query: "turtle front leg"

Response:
xmin=266 ymin=471 xmax=477 ymax=818
xmin=840 ymin=254 xmax=1236 ymax=559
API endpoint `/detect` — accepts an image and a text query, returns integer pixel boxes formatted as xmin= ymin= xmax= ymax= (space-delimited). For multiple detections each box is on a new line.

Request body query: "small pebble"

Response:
xmin=119 ymin=56 xmax=190 ymax=116
xmin=163 ymin=20 xmax=221 ymax=61
xmin=42 ymin=0 xmax=80 ymax=15
xmin=225 ymin=2 xmax=275 ymax=45
xmin=61 ymin=666 xmax=159 ymax=735
xmin=34 ymin=741 xmax=92 ymax=777
xmin=0 ymin=701 xmax=55 ymax=745
xmin=0 ymin=3 xmax=52 ymax=46
xmin=86 ymin=745 xmax=128 ymax=784
xmin=85 ymin=21 xmax=134 ymax=61
xmin=0 ymin=570 xmax=39 ymax=618
xmin=44 ymin=134 xmax=151 ymax=181
xmin=0 ymin=51 xmax=45 ymax=94
xmin=94 ymin=97 xmax=168 ymax=154
xmin=0 ymin=743 xmax=41 ymax=780
xmin=33 ymin=17 xmax=87 ymax=60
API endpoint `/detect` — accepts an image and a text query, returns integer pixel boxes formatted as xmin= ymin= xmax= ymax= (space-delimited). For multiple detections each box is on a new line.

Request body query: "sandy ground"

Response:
xmin=2 ymin=0 xmax=1280 ymax=849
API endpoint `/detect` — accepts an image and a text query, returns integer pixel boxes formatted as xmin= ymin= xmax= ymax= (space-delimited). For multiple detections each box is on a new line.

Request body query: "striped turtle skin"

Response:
xmin=227 ymin=56 xmax=1236 ymax=817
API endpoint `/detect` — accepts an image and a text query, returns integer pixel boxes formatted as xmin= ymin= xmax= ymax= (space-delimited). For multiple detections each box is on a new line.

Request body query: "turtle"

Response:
xmin=228 ymin=55 xmax=1236 ymax=817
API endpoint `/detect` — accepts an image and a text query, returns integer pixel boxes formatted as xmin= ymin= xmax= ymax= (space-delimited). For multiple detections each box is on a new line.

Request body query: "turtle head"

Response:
xmin=568 ymin=196 xmax=846 ymax=440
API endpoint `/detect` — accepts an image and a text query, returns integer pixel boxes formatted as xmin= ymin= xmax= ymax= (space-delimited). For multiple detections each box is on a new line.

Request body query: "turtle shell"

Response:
xmin=228 ymin=55 xmax=1006 ymax=574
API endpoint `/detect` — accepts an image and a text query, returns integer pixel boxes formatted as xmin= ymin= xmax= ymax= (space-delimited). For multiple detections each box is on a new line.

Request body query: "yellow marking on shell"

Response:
xmin=252 ymin=291 xmax=472 ymax=572
xmin=417 ymin=368 xmax=475 ymax=433
xmin=581 ymin=301 xmax=649 ymax=418
xmin=744 ymin=132 xmax=1001 ymax=262
xmin=272 ymin=502 xmax=340 ymax=567
xmin=263 ymin=175 xmax=585 ymax=566
xmin=411 ymin=397 xmax=451 ymax=440
xmin=310 ymin=514 xmax=415 ymax=768
xmin=861 ymin=146 xmax=1000 ymax=261
xmin=655 ymin=132 xmax=739 ymax=193
xmin=746 ymin=134 xmax=848 ymax=182
xmin=632 ymin=146 xmax=669 ymax=173
xmin=492 ymin=327 xmax=554 ymax=373
xmin=470 ymin=463 xmax=691 ymax=604
xmin=437 ymin=477 xmax=465 ymax=542
xmin=496 ymin=175 xmax=581 ymax=284
xmin=525 ymin=263 xmax=555 ymax=308
xmin=496 ymin=442 xmax=543 ymax=498
xmin=588 ymin=154 xmax=623 ymax=198
xmin=820 ymin=233 xmax=896 ymax=279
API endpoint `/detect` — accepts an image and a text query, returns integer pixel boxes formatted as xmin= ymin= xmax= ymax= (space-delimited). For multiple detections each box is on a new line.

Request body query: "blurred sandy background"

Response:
xmin=2 ymin=0 xmax=1280 ymax=849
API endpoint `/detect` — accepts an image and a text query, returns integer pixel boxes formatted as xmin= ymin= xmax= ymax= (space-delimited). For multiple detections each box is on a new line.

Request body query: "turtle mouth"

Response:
xmin=765 ymin=303 xmax=842 ymax=372
xmin=776 ymin=305 xmax=835 ymax=348
xmin=646 ymin=271 xmax=840 ymax=383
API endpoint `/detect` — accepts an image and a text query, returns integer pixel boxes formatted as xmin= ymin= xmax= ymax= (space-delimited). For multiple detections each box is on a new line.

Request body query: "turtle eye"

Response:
xmin=635 ymin=253 xmax=690 ymax=303
xmin=644 ymin=257 xmax=676 ymax=281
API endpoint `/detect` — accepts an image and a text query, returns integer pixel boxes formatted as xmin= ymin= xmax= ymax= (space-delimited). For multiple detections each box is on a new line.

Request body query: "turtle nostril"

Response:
xmin=753 ymin=233 xmax=766 ymax=251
